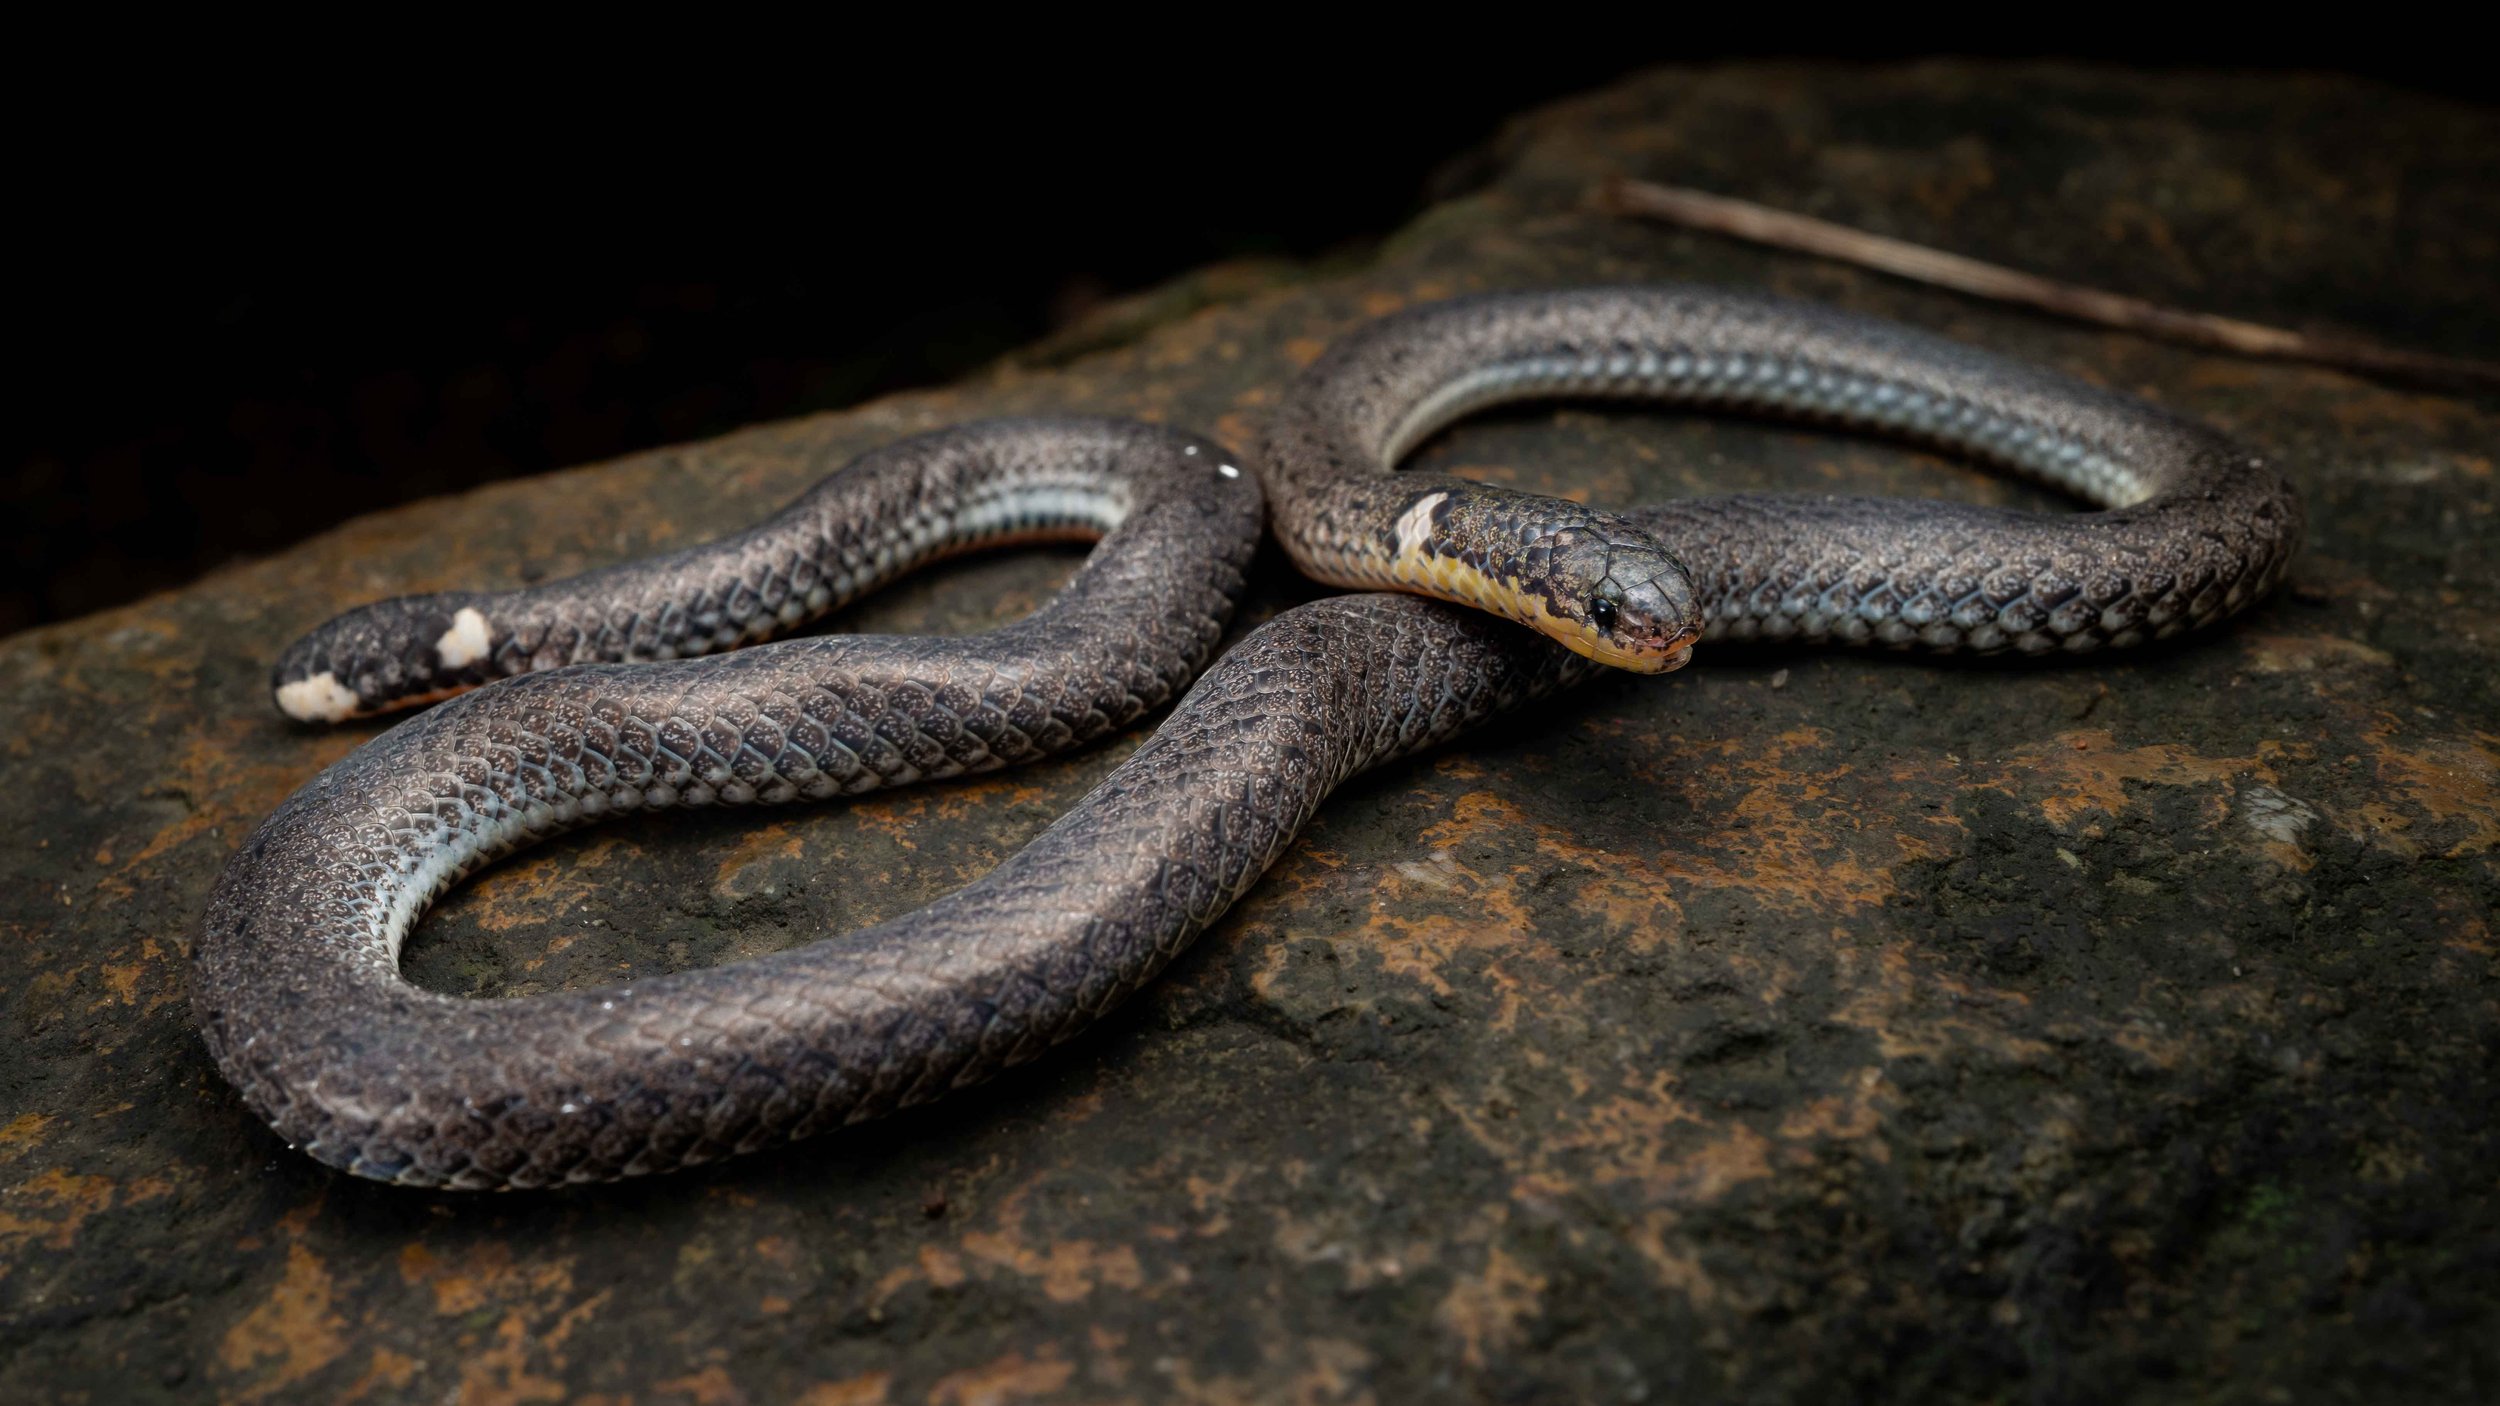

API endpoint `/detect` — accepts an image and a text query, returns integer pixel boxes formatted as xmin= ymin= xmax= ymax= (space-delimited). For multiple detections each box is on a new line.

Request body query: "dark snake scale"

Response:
xmin=193 ymin=289 xmax=2303 ymax=1189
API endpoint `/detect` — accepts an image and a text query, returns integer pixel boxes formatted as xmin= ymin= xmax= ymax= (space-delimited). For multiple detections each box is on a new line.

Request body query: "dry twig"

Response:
xmin=1598 ymin=177 xmax=2500 ymax=390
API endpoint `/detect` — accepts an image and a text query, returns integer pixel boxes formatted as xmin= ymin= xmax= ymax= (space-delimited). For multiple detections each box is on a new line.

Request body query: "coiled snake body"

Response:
xmin=193 ymin=289 xmax=2302 ymax=1189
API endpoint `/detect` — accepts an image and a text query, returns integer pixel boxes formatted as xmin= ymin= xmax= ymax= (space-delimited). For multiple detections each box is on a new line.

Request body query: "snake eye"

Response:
xmin=1588 ymin=597 xmax=1619 ymax=633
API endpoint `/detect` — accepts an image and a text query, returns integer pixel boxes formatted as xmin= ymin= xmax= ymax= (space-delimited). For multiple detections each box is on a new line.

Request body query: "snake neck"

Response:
xmin=1290 ymin=478 xmax=1700 ymax=672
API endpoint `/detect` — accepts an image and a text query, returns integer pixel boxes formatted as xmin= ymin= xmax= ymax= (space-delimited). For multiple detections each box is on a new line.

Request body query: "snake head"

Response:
xmin=1527 ymin=520 xmax=1703 ymax=673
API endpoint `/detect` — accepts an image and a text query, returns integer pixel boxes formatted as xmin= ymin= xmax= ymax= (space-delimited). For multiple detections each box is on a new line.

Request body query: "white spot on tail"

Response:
xmin=275 ymin=671 xmax=360 ymax=723
xmin=1394 ymin=492 xmax=1448 ymax=558
xmin=434 ymin=607 xmax=492 ymax=668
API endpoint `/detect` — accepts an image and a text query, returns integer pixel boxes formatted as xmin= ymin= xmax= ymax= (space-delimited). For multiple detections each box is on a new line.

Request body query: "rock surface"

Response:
xmin=5 ymin=63 xmax=2496 ymax=1404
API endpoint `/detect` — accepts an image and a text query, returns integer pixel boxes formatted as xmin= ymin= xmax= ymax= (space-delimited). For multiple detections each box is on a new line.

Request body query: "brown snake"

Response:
xmin=193 ymin=288 xmax=2302 ymax=1188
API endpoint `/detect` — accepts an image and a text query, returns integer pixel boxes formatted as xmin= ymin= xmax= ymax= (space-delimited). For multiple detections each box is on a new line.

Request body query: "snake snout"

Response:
xmin=1608 ymin=558 xmax=1704 ymax=670
xmin=1540 ymin=526 xmax=1702 ymax=674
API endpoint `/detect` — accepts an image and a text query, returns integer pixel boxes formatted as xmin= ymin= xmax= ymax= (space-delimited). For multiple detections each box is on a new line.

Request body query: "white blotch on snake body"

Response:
xmin=275 ymin=671 xmax=360 ymax=723
xmin=434 ymin=607 xmax=493 ymax=668
xmin=1394 ymin=492 xmax=1449 ymax=557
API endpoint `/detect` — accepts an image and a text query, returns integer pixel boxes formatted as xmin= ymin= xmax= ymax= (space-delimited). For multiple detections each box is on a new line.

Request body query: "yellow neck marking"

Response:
xmin=1388 ymin=545 xmax=1689 ymax=674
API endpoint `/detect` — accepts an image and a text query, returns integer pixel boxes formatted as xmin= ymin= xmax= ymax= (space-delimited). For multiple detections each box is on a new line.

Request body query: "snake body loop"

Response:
xmin=269 ymin=416 xmax=1230 ymax=721
xmin=193 ymin=290 xmax=2302 ymax=1189
xmin=1260 ymin=287 xmax=2301 ymax=658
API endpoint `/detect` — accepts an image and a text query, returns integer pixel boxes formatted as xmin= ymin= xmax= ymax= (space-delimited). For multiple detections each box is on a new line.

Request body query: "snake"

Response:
xmin=192 ymin=288 xmax=2302 ymax=1189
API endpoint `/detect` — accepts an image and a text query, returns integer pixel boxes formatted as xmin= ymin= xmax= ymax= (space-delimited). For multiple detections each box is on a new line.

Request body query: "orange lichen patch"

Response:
xmin=395 ymin=1239 xmax=581 ymax=1320
xmin=810 ymin=771 xmax=1075 ymax=867
xmin=450 ymin=1309 xmax=577 ymax=1406
xmin=1576 ymin=1100 xmax=1774 ymax=1204
xmin=748 ymin=1234 xmax=802 ymax=1272
xmin=1182 ymin=1167 xmax=1246 ymax=1239
xmin=2338 ymin=796 xmax=2421 ymax=856
xmin=2240 ymin=631 xmax=2398 ymax=675
xmin=339 ymin=1348 xmax=421 ymax=1404
xmin=1777 ymin=1066 xmax=1892 ymax=1151
xmin=1693 ymin=788 xmax=1942 ymax=911
xmin=864 ymin=1254 xmax=935 ymax=1311
xmin=459 ymin=837 xmax=627 ymax=932
xmin=88 ymin=936 xmax=181 ymax=1017
xmin=1828 ymin=942 xmax=2060 ymax=1068
xmin=796 ymin=1374 xmax=894 ymax=1406
xmin=1437 ymin=1244 xmax=1549 ymax=1369
xmin=958 ymin=1230 xmax=1145 ymax=1304
xmin=97 ymin=956 xmax=145 ymax=1005
xmin=1260 ymin=745 xmax=1947 ymax=1029
xmin=1364 ymin=911 xmax=1545 ymax=1006
xmin=0 ymin=1167 xmax=119 ymax=1265
xmin=1266 ymin=1204 xmax=1435 ymax=1293
xmin=2184 ymin=972 xmax=2293 ymax=1031
xmin=1441 ymin=1064 xmax=1781 ymax=1228
xmin=1276 ymin=1338 xmax=1376 ymax=1405
xmin=378 ymin=1245 xmax=610 ymax=1406
xmin=711 ymin=821 xmax=808 ymax=894
xmin=2114 ymin=1019 xmax=2200 ymax=1073
xmin=1137 ymin=310 xmax=1243 ymax=378
xmin=217 ymin=1242 xmax=349 ymax=1401
xmin=652 ymin=1365 xmax=747 ymax=1405
xmin=1148 ymin=1351 xmax=1277 ymax=1405
xmin=926 ymin=1349 xmax=1075 ymax=1406
xmin=0 ymin=1112 xmax=51 ymax=1162
xmin=1349 ymin=830 xmax=1576 ymax=1019
xmin=1359 ymin=291 xmax=1408 ymax=318
xmin=2375 ymin=734 xmax=2500 ymax=857
xmin=1520 ymin=1070 xmax=1703 ymax=1167
xmin=1420 ymin=790 xmax=1690 ymax=930
xmin=123 ymin=721 xmax=334 ymax=852
xmin=1236 ymin=833 xmax=1351 ymax=919
xmin=2434 ymin=893 xmax=2495 ymax=958
xmin=920 ymin=1244 xmax=969 ymax=1288
xmin=1596 ymin=724 xmax=1959 ymax=910
xmin=87 ymin=717 xmax=354 ymax=905
xmin=1976 ymin=727 xmax=2293 ymax=831
xmin=865 ymin=1245 xmax=935 ymax=1300
xmin=873 ymin=1176 xmax=1146 ymax=1311
xmin=1626 ymin=1206 xmax=1731 ymax=1302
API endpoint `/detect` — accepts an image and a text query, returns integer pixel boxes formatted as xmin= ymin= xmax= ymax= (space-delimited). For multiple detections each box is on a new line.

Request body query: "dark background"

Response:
xmin=13 ymin=43 xmax=2488 ymax=636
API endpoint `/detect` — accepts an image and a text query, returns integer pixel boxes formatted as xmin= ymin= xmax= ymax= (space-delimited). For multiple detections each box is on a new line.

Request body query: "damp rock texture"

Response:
xmin=4 ymin=64 xmax=2496 ymax=1405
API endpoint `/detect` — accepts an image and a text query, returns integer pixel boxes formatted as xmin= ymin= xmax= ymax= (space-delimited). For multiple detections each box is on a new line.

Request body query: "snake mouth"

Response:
xmin=1558 ymin=627 xmax=1699 ymax=674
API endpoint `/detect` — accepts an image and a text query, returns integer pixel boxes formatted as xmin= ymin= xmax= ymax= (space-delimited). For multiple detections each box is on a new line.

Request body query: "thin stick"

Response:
xmin=1597 ymin=176 xmax=2500 ymax=390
